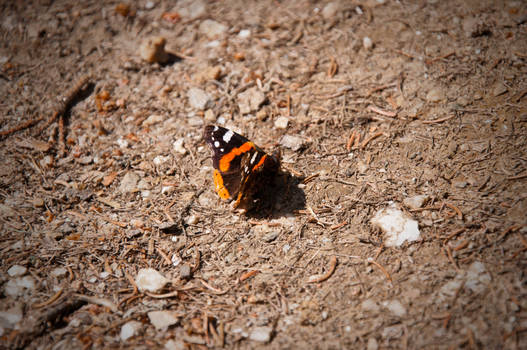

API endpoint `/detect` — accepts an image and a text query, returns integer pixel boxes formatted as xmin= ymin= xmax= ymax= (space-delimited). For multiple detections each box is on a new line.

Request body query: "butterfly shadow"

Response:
xmin=244 ymin=170 xmax=306 ymax=219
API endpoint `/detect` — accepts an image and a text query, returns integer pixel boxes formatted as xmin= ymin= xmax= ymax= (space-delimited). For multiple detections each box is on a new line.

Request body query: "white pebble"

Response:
xmin=135 ymin=268 xmax=168 ymax=292
xmin=7 ymin=265 xmax=26 ymax=277
xmin=173 ymin=138 xmax=187 ymax=155
xmin=274 ymin=116 xmax=289 ymax=129
xmin=363 ymin=37 xmax=373 ymax=50
xmin=120 ymin=320 xmax=142 ymax=341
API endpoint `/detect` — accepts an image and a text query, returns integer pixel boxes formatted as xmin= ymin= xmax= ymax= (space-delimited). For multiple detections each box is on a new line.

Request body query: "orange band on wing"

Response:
xmin=252 ymin=154 xmax=267 ymax=171
xmin=213 ymin=169 xmax=231 ymax=199
xmin=219 ymin=142 xmax=254 ymax=172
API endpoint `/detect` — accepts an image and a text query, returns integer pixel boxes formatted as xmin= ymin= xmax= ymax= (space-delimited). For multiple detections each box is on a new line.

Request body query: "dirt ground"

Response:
xmin=1 ymin=0 xmax=526 ymax=349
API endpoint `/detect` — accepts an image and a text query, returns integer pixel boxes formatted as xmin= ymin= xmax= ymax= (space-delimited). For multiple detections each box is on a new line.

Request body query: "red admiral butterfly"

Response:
xmin=203 ymin=125 xmax=280 ymax=210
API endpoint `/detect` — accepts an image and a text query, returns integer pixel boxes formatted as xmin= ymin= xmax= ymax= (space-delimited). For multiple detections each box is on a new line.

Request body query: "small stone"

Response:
xmin=238 ymin=87 xmax=266 ymax=115
xmin=361 ymin=299 xmax=380 ymax=313
xmin=256 ymin=108 xmax=268 ymax=121
xmin=199 ymin=19 xmax=227 ymax=39
xmin=280 ymin=135 xmax=304 ymax=151
xmin=426 ymin=88 xmax=445 ymax=102
xmin=145 ymin=1 xmax=155 ymax=10
xmin=367 ymin=337 xmax=379 ymax=350
xmin=77 ymin=156 xmax=93 ymax=165
xmin=139 ymin=36 xmax=170 ymax=64
xmin=493 ymin=83 xmax=508 ymax=97
xmin=452 ymin=178 xmax=468 ymax=188
xmin=187 ymin=88 xmax=211 ymax=110
xmin=238 ymin=29 xmax=251 ymax=38
xmin=33 ymin=198 xmax=45 ymax=207
xmin=119 ymin=172 xmax=140 ymax=193
xmin=186 ymin=214 xmax=199 ymax=225
xmin=148 ymin=310 xmax=180 ymax=330
xmin=7 ymin=265 xmax=27 ymax=277
xmin=262 ymin=231 xmax=279 ymax=242
xmin=173 ymin=138 xmax=187 ymax=155
xmin=40 ymin=155 xmax=54 ymax=168
xmin=153 ymin=155 xmax=170 ymax=165
xmin=165 ymin=339 xmax=185 ymax=350
xmin=4 ymin=276 xmax=36 ymax=297
xmin=403 ymin=195 xmax=429 ymax=210
xmin=143 ymin=114 xmax=164 ymax=126
xmin=383 ymin=300 xmax=406 ymax=317
xmin=356 ymin=160 xmax=368 ymax=174
xmin=322 ymin=2 xmax=340 ymax=19
xmin=116 ymin=138 xmax=129 ymax=148
xmin=135 ymin=268 xmax=168 ymax=292
xmin=204 ymin=109 xmax=216 ymax=122
xmin=274 ymin=116 xmax=289 ymax=129
xmin=178 ymin=0 xmax=206 ymax=20
xmin=179 ymin=264 xmax=192 ymax=280
xmin=249 ymin=326 xmax=272 ymax=342
xmin=465 ymin=261 xmax=491 ymax=294
xmin=51 ymin=267 xmax=68 ymax=277
xmin=194 ymin=66 xmax=221 ymax=84
xmin=363 ymin=37 xmax=373 ymax=50
xmin=382 ymin=324 xmax=404 ymax=339
xmin=0 ymin=304 xmax=23 ymax=328
xmin=120 ymin=320 xmax=142 ymax=341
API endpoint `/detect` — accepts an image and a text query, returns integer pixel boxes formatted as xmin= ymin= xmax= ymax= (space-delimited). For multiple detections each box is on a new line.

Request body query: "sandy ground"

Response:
xmin=0 ymin=0 xmax=526 ymax=349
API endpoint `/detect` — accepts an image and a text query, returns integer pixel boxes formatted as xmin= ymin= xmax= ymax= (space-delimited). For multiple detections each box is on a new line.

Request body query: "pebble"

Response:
xmin=199 ymin=19 xmax=227 ymax=39
xmin=322 ymin=2 xmax=340 ymax=19
xmin=51 ymin=267 xmax=68 ymax=277
xmin=186 ymin=214 xmax=199 ymax=225
xmin=204 ymin=109 xmax=216 ymax=122
xmin=7 ymin=265 xmax=26 ymax=277
xmin=153 ymin=155 xmax=170 ymax=165
xmin=178 ymin=0 xmax=206 ymax=20
xmin=492 ymin=82 xmax=508 ymax=97
xmin=40 ymin=155 xmax=54 ymax=168
xmin=249 ymin=326 xmax=273 ymax=342
xmin=382 ymin=324 xmax=403 ymax=339
xmin=145 ymin=1 xmax=155 ymax=10
xmin=367 ymin=337 xmax=379 ymax=350
xmin=119 ymin=171 xmax=140 ymax=193
xmin=194 ymin=66 xmax=221 ymax=84
xmin=187 ymin=88 xmax=211 ymax=110
xmin=403 ymin=195 xmax=429 ymax=209
xmin=363 ymin=36 xmax=373 ymax=50
xmin=165 ymin=339 xmax=185 ymax=350
xmin=116 ymin=138 xmax=129 ymax=149
xmin=0 ymin=304 xmax=23 ymax=328
xmin=179 ymin=264 xmax=192 ymax=279
xmin=465 ymin=261 xmax=491 ymax=294
xmin=139 ymin=36 xmax=170 ymax=64
xmin=148 ymin=310 xmax=180 ymax=330
xmin=173 ymin=138 xmax=187 ymax=155
xmin=135 ymin=268 xmax=168 ymax=292
xmin=238 ymin=87 xmax=266 ymax=115
xmin=4 ymin=276 xmax=36 ymax=297
xmin=33 ymin=198 xmax=45 ymax=207
xmin=120 ymin=320 xmax=142 ymax=341
xmin=274 ymin=116 xmax=289 ymax=129
xmin=143 ymin=114 xmax=164 ymax=126
xmin=262 ymin=231 xmax=279 ymax=242
xmin=361 ymin=299 xmax=380 ymax=313
xmin=76 ymin=156 xmax=93 ymax=165
xmin=238 ymin=29 xmax=251 ymax=38
xmin=426 ymin=88 xmax=445 ymax=102
xmin=280 ymin=134 xmax=304 ymax=151
xmin=371 ymin=203 xmax=420 ymax=247
xmin=383 ymin=299 xmax=406 ymax=317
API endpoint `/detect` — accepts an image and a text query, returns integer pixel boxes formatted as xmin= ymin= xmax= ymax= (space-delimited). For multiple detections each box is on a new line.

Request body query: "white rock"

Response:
xmin=0 ymin=304 xmax=23 ymax=328
xmin=238 ymin=87 xmax=266 ymax=115
xmin=161 ymin=185 xmax=174 ymax=194
xmin=165 ymin=339 xmax=185 ymax=350
xmin=361 ymin=299 xmax=380 ymax=313
xmin=100 ymin=271 xmax=110 ymax=279
xmin=403 ymin=195 xmax=429 ymax=210
xmin=465 ymin=261 xmax=491 ymax=294
xmin=322 ymin=2 xmax=340 ymax=19
xmin=249 ymin=326 xmax=272 ymax=342
xmin=135 ymin=268 xmax=168 ymax=292
xmin=119 ymin=172 xmax=140 ymax=193
xmin=187 ymin=88 xmax=211 ymax=110
xmin=382 ymin=324 xmax=404 ymax=338
xmin=145 ymin=1 xmax=155 ymax=10
xmin=154 ymin=155 xmax=170 ymax=165
xmin=238 ymin=29 xmax=251 ymax=38
xmin=383 ymin=300 xmax=406 ymax=317
xmin=363 ymin=37 xmax=373 ymax=50
xmin=7 ymin=265 xmax=26 ymax=277
xmin=116 ymin=138 xmax=129 ymax=149
xmin=367 ymin=337 xmax=378 ymax=350
xmin=178 ymin=0 xmax=206 ymax=20
xmin=437 ymin=279 xmax=463 ymax=303
xmin=426 ymin=88 xmax=445 ymax=102
xmin=280 ymin=134 xmax=304 ymax=151
xmin=143 ymin=114 xmax=164 ymax=127
xmin=148 ymin=310 xmax=180 ymax=330
xmin=4 ymin=276 xmax=36 ymax=297
xmin=199 ymin=19 xmax=227 ymax=39
xmin=120 ymin=320 xmax=142 ymax=341
xmin=173 ymin=138 xmax=187 ymax=155
xmin=371 ymin=203 xmax=420 ymax=247
xmin=186 ymin=214 xmax=199 ymax=225
xmin=274 ymin=116 xmax=289 ymax=129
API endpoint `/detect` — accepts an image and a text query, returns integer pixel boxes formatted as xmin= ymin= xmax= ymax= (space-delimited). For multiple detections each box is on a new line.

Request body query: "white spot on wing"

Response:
xmin=223 ymin=130 xmax=234 ymax=143
xmin=214 ymin=141 xmax=220 ymax=148
xmin=213 ymin=126 xmax=219 ymax=131
xmin=220 ymin=148 xmax=224 ymax=152
xmin=250 ymin=152 xmax=258 ymax=164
